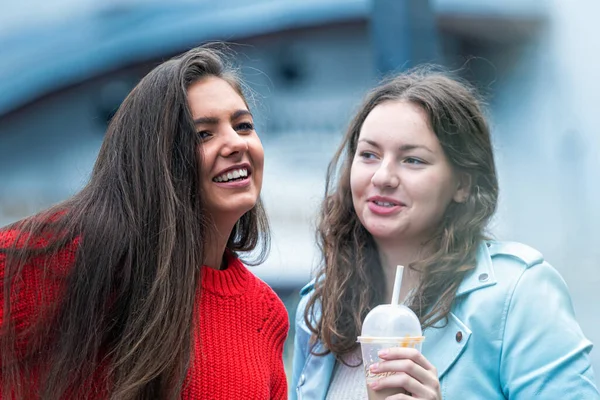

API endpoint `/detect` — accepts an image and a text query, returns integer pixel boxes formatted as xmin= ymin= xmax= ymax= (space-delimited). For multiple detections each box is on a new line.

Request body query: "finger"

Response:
xmin=371 ymin=358 xmax=436 ymax=387
xmin=370 ymin=371 xmax=434 ymax=398
xmin=385 ymin=395 xmax=412 ymax=400
xmin=386 ymin=393 xmax=438 ymax=400
xmin=378 ymin=347 xmax=436 ymax=373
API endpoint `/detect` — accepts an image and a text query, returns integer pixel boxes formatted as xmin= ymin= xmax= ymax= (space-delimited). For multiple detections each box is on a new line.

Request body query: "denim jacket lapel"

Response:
xmin=422 ymin=241 xmax=497 ymax=379
xmin=423 ymin=312 xmax=472 ymax=380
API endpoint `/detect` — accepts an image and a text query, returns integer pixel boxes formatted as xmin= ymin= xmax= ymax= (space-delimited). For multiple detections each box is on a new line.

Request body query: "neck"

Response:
xmin=203 ymin=217 xmax=237 ymax=270
xmin=375 ymin=238 xmax=432 ymax=303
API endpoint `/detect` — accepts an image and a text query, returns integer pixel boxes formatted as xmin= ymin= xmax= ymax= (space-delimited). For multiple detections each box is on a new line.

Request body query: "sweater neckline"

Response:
xmin=200 ymin=252 xmax=251 ymax=296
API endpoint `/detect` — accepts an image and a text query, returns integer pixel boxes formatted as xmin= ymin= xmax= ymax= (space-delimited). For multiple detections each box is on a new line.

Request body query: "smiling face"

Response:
xmin=188 ymin=76 xmax=264 ymax=232
xmin=350 ymin=100 xmax=469 ymax=246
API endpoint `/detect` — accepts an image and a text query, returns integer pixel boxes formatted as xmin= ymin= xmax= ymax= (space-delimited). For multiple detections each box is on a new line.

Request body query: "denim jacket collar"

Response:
xmin=455 ymin=241 xmax=497 ymax=297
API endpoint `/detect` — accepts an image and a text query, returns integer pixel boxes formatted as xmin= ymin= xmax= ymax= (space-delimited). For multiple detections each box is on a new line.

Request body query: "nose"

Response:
xmin=220 ymin=126 xmax=248 ymax=158
xmin=371 ymin=160 xmax=399 ymax=189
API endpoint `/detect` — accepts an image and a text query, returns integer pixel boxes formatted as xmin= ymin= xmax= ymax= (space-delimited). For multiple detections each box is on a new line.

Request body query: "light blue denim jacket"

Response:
xmin=291 ymin=241 xmax=599 ymax=399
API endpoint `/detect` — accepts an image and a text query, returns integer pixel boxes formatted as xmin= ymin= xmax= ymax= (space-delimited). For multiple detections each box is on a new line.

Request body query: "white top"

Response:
xmin=325 ymin=347 xmax=367 ymax=400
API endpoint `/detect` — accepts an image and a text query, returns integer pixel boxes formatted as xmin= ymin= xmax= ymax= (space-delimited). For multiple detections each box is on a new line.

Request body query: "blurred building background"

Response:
xmin=1 ymin=0 xmax=599 ymax=387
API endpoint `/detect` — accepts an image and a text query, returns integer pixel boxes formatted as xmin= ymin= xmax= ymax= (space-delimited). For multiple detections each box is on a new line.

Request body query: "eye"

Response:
xmin=359 ymin=151 xmax=377 ymax=160
xmin=235 ymin=122 xmax=254 ymax=132
xmin=198 ymin=130 xmax=212 ymax=140
xmin=404 ymin=157 xmax=426 ymax=165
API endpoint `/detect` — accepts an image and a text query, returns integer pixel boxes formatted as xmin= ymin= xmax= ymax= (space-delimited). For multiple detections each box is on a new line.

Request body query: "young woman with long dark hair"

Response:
xmin=1 ymin=45 xmax=288 ymax=400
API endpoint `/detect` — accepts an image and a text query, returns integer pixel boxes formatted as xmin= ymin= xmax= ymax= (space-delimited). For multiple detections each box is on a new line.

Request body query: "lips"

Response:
xmin=366 ymin=195 xmax=406 ymax=216
xmin=212 ymin=163 xmax=252 ymax=183
xmin=367 ymin=196 xmax=406 ymax=207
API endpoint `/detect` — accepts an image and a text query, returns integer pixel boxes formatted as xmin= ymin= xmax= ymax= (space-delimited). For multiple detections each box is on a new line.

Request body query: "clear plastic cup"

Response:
xmin=357 ymin=304 xmax=424 ymax=400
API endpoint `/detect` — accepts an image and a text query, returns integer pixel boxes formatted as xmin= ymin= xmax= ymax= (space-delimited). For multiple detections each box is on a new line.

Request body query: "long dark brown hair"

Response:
xmin=305 ymin=66 xmax=498 ymax=359
xmin=1 ymin=45 xmax=270 ymax=399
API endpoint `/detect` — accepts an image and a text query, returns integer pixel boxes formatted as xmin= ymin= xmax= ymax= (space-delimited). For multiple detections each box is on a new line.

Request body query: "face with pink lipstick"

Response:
xmin=188 ymin=76 xmax=264 ymax=229
xmin=350 ymin=100 xmax=469 ymax=245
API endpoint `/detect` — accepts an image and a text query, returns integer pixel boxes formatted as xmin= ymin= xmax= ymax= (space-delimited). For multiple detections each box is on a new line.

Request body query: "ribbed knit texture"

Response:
xmin=0 ymin=229 xmax=289 ymax=399
xmin=183 ymin=253 xmax=289 ymax=399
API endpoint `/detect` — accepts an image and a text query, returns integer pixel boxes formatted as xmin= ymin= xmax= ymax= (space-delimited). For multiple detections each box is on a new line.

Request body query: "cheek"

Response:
xmin=349 ymin=163 xmax=364 ymax=199
xmin=350 ymin=162 xmax=373 ymax=211
xmin=411 ymin=172 xmax=458 ymax=210
xmin=253 ymin=139 xmax=265 ymax=168
xmin=249 ymin=138 xmax=265 ymax=190
xmin=198 ymin=143 xmax=216 ymax=170
xmin=250 ymin=137 xmax=264 ymax=166
xmin=197 ymin=146 xmax=211 ymax=182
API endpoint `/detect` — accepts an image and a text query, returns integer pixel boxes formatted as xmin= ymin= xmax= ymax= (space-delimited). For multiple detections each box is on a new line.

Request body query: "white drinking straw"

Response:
xmin=390 ymin=265 xmax=404 ymax=306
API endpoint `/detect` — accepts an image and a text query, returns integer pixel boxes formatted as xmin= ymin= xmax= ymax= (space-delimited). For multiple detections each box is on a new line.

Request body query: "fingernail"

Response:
xmin=370 ymin=363 xmax=379 ymax=372
xmin=368 ymin=381 xmax=379 ymax=389
xmin=378 ymin=349 xmax=388 ymax=357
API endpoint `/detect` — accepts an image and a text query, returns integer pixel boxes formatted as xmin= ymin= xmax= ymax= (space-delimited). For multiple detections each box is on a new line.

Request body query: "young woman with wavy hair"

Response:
xmin=0 ymin=45 xmax=288 ymax=399
xmin=291 ymin=68 xmax=598 ymax=399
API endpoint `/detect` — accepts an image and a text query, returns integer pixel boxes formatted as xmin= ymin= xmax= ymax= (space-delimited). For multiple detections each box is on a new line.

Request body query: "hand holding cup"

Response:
xmin=368 ymin=346 xmax=441 ymax=400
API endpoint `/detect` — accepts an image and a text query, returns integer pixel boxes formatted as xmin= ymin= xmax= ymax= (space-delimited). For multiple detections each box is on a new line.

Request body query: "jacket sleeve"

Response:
xmin=290 ymin=290 xmax=311 ymax=400
xmin=499 ymin=260 xmax=599 ymax=398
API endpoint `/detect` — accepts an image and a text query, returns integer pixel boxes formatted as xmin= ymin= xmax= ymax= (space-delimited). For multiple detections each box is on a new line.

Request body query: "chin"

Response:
xmin=360 ymin=220 xmax=405 ymax=241
xmin=370 ymin=232 xmax=401 ymax=244
xmin=363 ymin=226 xmax=395 ymax=240
xmin=229 ymin=199 xmax=259 ymax=217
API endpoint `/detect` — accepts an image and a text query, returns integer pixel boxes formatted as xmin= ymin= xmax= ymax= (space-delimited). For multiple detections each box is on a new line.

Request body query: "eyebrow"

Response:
xmin=358 ymin=138 xmax=433 ymax=153
xmin=193 ymin=109 xmax=252 ymax=125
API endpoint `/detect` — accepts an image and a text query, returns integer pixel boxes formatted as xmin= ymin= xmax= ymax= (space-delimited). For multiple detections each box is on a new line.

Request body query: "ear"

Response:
xmin=453 ymin=172 xmax=472 ymax=203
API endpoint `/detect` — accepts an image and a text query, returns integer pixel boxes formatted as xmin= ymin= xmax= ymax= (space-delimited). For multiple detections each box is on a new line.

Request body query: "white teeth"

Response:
xmin=215 ymin=168 xmax=249 ymax=182
xmin=375 ymin=201 xmax=395 ymax=207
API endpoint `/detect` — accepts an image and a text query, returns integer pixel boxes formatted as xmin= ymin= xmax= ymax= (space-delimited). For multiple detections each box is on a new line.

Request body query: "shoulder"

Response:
xmin=0 ymin=224 xmax=77 ymax=336
xmin=294 ymin=277 xmax=322 ymax=336
xmin=243 ymin=265 xmax=289 ymax=322
xmin=489 ymin=240 xmax=568 ymax=292
xmin=457 ymin=240 xmax=562 ymax=307
xmin=1 ymin=209 xmax=70 ymax=247
xmin=487 ymin=240 xmax=544 ymax=269
xmin=293 ymin=279 xmax=319 ymax=362
xmin=255 ymin=275 xmax=287 ymax=310
xmin=233 ymin=264 xmax=290 ymax=345
xmin=454 ymin=241 xmax=575 ymax=345
xmin=0 ymin=224 xmax=79 ymax=275
xmin=469 ymin=241 xmax=570 ymax=314
xmin=297 ymin=278 xmax=318 ymax=316
xmin=300 ymin=277 xmax=317 ymax=295
xmin=0 ymin=224 xmax=33 ymax=248
xmin=485 ymin=240 xmax=559 ymax=289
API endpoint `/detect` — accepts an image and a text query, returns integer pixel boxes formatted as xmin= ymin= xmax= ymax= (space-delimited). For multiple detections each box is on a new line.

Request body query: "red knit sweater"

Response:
xmin=0 ymin=228 xmax=289 ymax=399
xmin=186 ymin=253 xmax=289 ymax=399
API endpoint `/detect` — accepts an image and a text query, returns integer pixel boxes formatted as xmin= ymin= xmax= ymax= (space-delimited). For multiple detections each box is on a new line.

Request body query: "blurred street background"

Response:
xmin=1 ymin=0 xmax=599 ymax=388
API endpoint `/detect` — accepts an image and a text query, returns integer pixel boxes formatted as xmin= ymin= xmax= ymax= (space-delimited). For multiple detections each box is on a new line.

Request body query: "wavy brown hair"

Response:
xmin=1 ymin=44 xmax=269 ymax=399
xmin=305 ymin=67 xmax=498 ymax=359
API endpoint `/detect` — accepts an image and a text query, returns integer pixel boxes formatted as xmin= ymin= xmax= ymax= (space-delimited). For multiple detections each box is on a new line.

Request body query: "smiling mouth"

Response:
xmin=213 ymin=168 xmax=250 ymax=183
xmin=370 ymin=199 xmax=406 ymax=208
xmin=372 ymin=200 xmax=398 ymax=207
